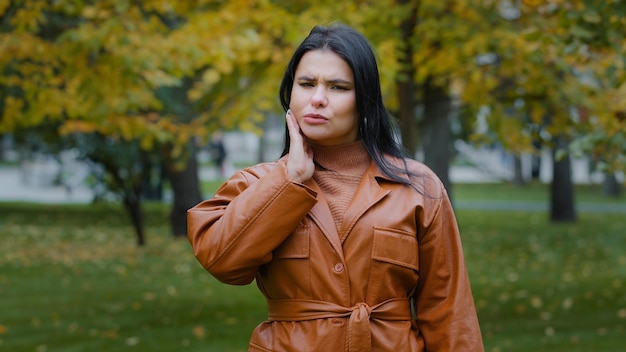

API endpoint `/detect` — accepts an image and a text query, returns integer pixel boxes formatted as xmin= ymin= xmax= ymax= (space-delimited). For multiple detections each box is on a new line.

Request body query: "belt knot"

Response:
xmin=351 ymin=302 xmax=372 ymax=319
xmin=266 ymin=297 xmax=412 ymax=352
xmin=348 ymin=302 xmax=372 ymax=352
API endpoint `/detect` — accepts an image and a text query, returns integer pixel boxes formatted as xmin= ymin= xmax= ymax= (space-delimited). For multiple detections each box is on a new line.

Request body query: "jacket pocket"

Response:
xmin=273 ymin=223 xmax=310 ymax=259
xmin=371 ymin=226 xmax=419 ymax=270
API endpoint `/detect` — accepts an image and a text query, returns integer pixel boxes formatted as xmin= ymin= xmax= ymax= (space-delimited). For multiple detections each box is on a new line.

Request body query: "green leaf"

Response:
xmin=570 ymin=25 xmax=594 ymax=40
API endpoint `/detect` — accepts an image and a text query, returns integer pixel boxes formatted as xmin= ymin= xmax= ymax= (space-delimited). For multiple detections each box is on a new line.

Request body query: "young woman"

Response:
xmin=188 ymin=24 xmax=484 ymax=351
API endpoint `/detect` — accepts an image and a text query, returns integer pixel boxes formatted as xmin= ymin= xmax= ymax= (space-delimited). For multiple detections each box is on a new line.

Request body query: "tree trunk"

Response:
xmin=602 ymin=171 xmax=621 ymax=197
xmin=90 ymin=148 xmax=147 ymax=246
xmin=550 ymin=135 xmax=576 ymax=222
xmin=141 ymin=152 xmax=163 ymax=201
xmin=164 ymin=141 xmax=203 ymax=237
xmin=0 ymin=134 xmax=5 ymax=161
xmin=258 ymin=131 xmax=266 ymax=164
xmin=423 ymin=76 xmax=452 ymax=196
xmin=124 ymin=196 xmax=145 ymax=246
xmin=396 ymin=0 xmax=419 ymax=156
xmin=512 ymin=154 xmax=526 ymax=186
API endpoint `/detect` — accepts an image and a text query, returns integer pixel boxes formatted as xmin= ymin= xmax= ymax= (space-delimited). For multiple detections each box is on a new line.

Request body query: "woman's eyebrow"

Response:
xmin=296 ymin=76 xmax=353 ymax=84
xmin=326 ymin=78 xmax=353 ymax=85
xmin=296 ymin=75 xmax=315 ymax=81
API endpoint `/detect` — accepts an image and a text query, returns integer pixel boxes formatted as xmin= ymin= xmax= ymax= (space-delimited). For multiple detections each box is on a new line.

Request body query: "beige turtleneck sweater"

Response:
xmin=311 ymin=141 xmax=371 ymax=232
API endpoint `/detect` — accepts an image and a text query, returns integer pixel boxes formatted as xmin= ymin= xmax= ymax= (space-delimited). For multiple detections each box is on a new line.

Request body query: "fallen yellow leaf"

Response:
xmin=192 ymin=325 xmax=205 ymax=338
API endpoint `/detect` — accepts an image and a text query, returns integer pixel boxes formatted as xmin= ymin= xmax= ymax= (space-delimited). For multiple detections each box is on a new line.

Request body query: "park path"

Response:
xmin=0 ymin=164 xmax=493 ymax=204
xmin=453 ymin=199 xmax=626 ymax=213
xmin=0 ymin=165 xmax=624 ymax=213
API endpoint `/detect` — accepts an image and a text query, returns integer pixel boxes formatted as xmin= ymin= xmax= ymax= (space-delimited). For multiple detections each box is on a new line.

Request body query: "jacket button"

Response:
xmin=333 ymin=263 xmax=344 ymax=273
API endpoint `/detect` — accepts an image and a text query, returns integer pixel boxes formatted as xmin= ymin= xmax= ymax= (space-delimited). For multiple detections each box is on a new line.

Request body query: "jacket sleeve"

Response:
xmin=414 ymin=188 xmax=484 ymax=351
xmin=187 ymin=160 xmax=318 ymax=285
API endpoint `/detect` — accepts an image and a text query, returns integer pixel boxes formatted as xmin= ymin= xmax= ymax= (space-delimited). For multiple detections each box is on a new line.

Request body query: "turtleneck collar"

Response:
xmin=310 ymin=141 xmax=370 ymax=175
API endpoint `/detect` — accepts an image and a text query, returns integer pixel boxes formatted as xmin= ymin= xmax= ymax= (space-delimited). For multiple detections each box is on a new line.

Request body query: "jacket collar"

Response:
xmin=367 ymin=155 xmax=411 ymax=185
xmin=304 ymin=157 xmax=401 ymax=249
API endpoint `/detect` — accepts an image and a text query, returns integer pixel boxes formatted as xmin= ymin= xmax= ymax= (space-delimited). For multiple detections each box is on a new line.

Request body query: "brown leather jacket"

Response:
xmin=188 ymin=156 xmax=484 ymax=351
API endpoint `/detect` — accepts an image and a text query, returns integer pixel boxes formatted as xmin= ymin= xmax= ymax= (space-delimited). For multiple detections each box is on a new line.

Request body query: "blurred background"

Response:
xmin=1 ymin=0 xmax=625 ymax=351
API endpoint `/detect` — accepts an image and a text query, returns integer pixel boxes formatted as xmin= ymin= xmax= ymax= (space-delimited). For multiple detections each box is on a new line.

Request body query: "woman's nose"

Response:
xmin=310 ymin=86 xmax=328 ymax=108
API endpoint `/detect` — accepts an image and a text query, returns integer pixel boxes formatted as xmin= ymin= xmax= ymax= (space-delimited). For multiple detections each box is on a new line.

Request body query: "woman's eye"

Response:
xmin=332 ymin=86 xmax=349 ymax=91
xmin=299 ymin=82 xmax=314 ymax=87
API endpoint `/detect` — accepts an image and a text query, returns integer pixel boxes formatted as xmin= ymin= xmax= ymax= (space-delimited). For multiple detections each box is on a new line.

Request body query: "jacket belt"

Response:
xmin=267 ymin=298 xmax=411 ymax=352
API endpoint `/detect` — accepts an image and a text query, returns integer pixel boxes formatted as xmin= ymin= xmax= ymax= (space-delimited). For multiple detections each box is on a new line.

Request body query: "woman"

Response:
xmin=188 ymin=24 xmax=483 ymax=351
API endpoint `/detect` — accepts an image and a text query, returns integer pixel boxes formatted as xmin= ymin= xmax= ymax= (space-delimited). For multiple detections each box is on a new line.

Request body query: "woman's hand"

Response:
xmin=286 ymin=109 xmax=315 ymax=183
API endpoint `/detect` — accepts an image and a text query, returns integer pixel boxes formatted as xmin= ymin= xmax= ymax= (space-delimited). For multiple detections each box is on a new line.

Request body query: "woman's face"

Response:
xmin=289 ymin=49 xmax=358 ymax=147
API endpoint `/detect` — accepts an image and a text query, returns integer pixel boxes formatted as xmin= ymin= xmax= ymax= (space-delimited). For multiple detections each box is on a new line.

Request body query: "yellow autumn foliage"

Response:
xmin=0 ymin=0 xmax=624 ymax=170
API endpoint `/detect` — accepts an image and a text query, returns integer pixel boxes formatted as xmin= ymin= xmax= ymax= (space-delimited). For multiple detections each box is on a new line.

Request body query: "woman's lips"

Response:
xmin=302 ymin=114 xmax=328 ymax=124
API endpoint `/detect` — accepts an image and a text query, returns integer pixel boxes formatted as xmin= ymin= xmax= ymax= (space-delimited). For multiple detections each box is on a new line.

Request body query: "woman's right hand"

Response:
xmin=285 ymin=109 xmax=315 ymax=183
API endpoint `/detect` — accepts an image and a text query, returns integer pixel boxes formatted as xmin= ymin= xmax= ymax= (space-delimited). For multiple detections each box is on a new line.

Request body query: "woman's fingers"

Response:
xmin=286 ymin=110 xmax=301 ymax=145
xmin=286 ymin=110 xmax=315 ymax=182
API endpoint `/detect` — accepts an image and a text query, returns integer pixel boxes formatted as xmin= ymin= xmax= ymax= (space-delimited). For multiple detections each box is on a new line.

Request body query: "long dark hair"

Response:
xmin=279 ymin=24 xmax=413 ymax=185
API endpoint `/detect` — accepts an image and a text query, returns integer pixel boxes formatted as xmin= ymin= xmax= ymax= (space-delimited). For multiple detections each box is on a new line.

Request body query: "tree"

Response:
xmin=72 ymin=133 xmax=155 ymax=245
xmin=3 ymin=0 xmax=622 ymax=238
xmin=0 ymin=0 xmax=297 ymax=244
xmin=1 ymin=1 xmax=186 ymax=244
xmin=394 ymin=0 xmax=419 ymax=157
xmin=456 ymin=0 xmax=626 ymax=221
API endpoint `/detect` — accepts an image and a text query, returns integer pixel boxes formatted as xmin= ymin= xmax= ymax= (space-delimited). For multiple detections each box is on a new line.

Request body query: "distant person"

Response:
xmin=208 ymin=132 xmax=227 ymax=178
xmin=188 ymin=24 xmax=483 ymax=351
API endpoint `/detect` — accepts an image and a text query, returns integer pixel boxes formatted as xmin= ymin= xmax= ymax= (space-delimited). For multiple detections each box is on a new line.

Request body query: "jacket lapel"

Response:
xmin=339 ymin=160 xmax=392 ymax=243
xmin=304 ymin=179 xmax=345 ymax=260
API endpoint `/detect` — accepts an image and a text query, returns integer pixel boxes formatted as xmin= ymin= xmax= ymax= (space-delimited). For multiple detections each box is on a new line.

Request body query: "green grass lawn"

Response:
xmin=1 ymin=183 xmax=625 ymax=351
xmin=452 ymin=182 xmax=625 ymax=204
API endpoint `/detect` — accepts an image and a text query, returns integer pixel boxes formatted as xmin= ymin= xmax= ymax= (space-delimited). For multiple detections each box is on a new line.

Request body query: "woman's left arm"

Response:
xmin=413 ymin=189 xmax=484 ymax=351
